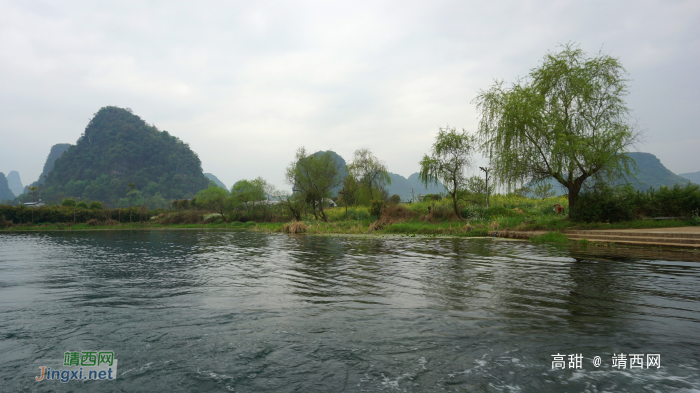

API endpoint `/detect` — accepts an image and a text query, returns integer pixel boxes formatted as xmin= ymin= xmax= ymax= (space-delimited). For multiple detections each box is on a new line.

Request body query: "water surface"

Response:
xmin=1 ymin=230 xmax=699 ymax=392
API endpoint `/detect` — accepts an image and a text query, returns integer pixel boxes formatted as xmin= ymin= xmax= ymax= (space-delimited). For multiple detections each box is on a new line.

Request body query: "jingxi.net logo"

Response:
xmin=35 ymin=351 xmax=118 ymax=383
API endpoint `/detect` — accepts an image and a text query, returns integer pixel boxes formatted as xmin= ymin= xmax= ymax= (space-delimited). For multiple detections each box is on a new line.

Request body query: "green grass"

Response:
xmin=529 ymin=231 xmax=569 ymax=243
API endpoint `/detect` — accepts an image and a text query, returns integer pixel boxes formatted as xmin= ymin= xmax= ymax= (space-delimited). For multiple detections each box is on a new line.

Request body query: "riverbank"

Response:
xmin=5 ymin=218 xmax=698 ymax=247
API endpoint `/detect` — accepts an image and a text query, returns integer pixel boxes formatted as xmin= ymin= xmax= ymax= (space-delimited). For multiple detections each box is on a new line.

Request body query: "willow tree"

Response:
xmin=285 ymin=147 xmax=342 ymax=222
xmin=473 ymin=44 xmax=640 ymax=215
xmin=419 ymin=126 xmax=477 ymax=219
xmin=347 ymin=148 xmax=391 ymax=202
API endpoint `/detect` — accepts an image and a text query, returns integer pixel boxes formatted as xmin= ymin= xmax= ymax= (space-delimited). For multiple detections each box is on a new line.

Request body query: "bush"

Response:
xmin=62 ymin=199 xmax=76 ymax=207
xmin=389 ymin=194 xmax=401 ymax=205
xmin=572 ymin=186 xmax=634 ymax=223
xmin=461 ymin=205 xmax=487 ymax=220
xmin=161 ymin=211 xmax=202 ymax=224
xmin=87 ymin=219 xmax=100 ymax=226
xmin=76 ymin=201 xmax=88 ymax=209
xmin=282 ymin=221 xmax=307 ymax=233
xmin=422 ymin=194 xmax=441 ymax=201
xmin=0 ymin=215 xmax=12 ymax=228
xmin=485 ymin=206 xmax=523 ymax=218
xmin=89 ymin=201 xmax=103 ymax=210
xmin=369 ymin=199 xmax=384 ymax=217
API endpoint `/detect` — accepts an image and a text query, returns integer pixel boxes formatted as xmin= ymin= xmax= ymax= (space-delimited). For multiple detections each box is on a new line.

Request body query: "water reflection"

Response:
xmin=1 ymin=231 xmax=699 ymax=392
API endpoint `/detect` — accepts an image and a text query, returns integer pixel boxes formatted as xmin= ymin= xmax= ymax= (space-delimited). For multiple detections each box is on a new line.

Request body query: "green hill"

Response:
xmin=204 ymin=173 xmax=227 ymax=190
xmin=387 ymin=172 xmax=446 ymax=201
xmin=34 ymin=106 xmax=210 ymax=206
xmin=679 ymin=171 xmax=700 ymax=184
xmin=23 ymin=143 xmax=72 ymax=193
xmin=0 ymin=173 xmax=15 ymax=201
xmin=623 ymin=152 xmax=693 ymax=190
xmin=527 ymin=152 xmax=694 ymax=195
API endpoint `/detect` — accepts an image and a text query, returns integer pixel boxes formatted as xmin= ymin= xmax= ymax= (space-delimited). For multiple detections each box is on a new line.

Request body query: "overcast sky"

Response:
xmin=1 ymin=0 xmax=698 ymax=190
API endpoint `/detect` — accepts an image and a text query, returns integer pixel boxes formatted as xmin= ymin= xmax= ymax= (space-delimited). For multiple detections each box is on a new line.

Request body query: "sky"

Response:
xmin=1 ymin=0 xmax=699 ymax=191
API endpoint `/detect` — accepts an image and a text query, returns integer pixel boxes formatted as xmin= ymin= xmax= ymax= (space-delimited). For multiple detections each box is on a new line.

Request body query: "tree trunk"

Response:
xmin=567 ymin=185 xmax=582 ymax=218
xmin=318 ymin=198 xmax=328 ymax=222
xmin=451 ymin=192 xmax=463 ymax=221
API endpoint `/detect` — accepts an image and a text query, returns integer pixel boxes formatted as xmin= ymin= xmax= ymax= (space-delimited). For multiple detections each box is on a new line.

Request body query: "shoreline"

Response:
xmin=3 ymin=222 xmax=700 ymax=251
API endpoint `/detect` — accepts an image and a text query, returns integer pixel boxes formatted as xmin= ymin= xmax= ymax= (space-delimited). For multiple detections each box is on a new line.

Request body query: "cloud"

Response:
xmin=1 ymin=0 xmax=698 ymax=189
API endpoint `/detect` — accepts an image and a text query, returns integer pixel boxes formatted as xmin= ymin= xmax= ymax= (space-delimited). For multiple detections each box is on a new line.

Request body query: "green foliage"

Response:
xmin=286 ymin=147 xmax=343 ymax=222
xmin=338 ymin=175 xmax=359 ymax=207
xmin=572 ymin=186 xmax=633 ymax=223
xmin=76 ymin=201 xmax=88 ymax=209
xmin=465 ymin=175 xmax=493 ymax=195
xmin=348 ymin=148 xmax=391 ymax=202
xmin=419 ymin=126 xmax=477 ymax=217
xmin=89 ymin=201 xmax=103 ymax=210
xmin=62 ymin=198 xmax=76 ymax=207
xmin=389 ymin=194 xmax=401 ymax=205
xmin=533 ymin=183 xmax=555 ymax=199
xmin=231 ymin=178 xmax=270 ymax=210
xmin=34 ymin=106 xmax=210 ymax=206
xmin=461 ymin=205 xmax=487 ymax=220
xmin=530 ymin=231 xmax=569 ymax=244
xmin=485 ymin=206 xmax=522 ymax=218
xmin=573 ymin=183 xmax=700 ymax=223
xmin=474 ymin=43 xmax=640 ymax=208
xmin=195 ymin=185 xmax=230 ymax=221
xmin=369 ymin=199 xmax=384 ymax=218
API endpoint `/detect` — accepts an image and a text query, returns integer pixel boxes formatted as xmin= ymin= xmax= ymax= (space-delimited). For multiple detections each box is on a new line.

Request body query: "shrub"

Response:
xmin=422 ymin=194 xmax=441 ymax=201
xmin=76 ymin=201 xmax=88 ymax=209
xmin=87 ymin=218 xmax=100 ymax=226
xmin=572 ymin=185 xmax=633 ymax=223
xmin=62 ymin=199 xmax=76 ymax=207
xmin=382 ymin=205 xmax=415 ymax=220
xmin=369 ymin=199 xmax=384 ymax=217
xmin=461 ymin=205 xmax=486 ymax=220
xmin=0 ymin=215 xmax=12 ymax=228
xmin=389 ymin=194 xmax=401 ymax=205
xmin=105 ymin=219 xmax=119 ymax=226
xmin=89 ymin=201 xmax=103 ymax=210
xmin=485 ymin=206 xmax=524 ymax=218
xmin=282 ymin=221 xmax=308 ymax=233
xmin=161 ymin=211 xmax=202 ymax=224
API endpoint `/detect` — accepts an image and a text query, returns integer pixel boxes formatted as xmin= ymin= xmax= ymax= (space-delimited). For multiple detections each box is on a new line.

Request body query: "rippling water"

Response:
xmin=1 ymin=230 xmax=699 ymax=392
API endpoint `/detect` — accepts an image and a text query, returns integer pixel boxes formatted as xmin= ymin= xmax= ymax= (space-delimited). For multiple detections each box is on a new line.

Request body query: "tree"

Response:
xmin=273 ymin=190 xmax=306 ymax=221
xmin=195 ymin=185 xmax=229 ymax=221
xmin=231 ymin=178 xmax=270 ymax=211
xmin=465 ymin=175 xmax=494 ymax=196
xmin=338 ymin=175 xmax=358 ymax=216
xmin=534 ymin=183 xmax=555 ymax=199
xmin=473 ymin=44 xmax=640 ymax=214
xmin=419 ymin=126 xmax=477 ymax=219
xmin=347 ymin=148 xmax=391 ymax=201
xmin=285 ymin=147 xmax=342 ymax=222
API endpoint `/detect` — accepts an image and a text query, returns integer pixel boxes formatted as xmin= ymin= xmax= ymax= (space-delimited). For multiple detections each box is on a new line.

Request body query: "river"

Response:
xmin=1 ymin=230 xmax=699 ymax=392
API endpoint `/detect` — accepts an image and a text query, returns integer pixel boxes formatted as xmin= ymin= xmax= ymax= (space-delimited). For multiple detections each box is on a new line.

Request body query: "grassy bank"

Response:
xmin=3 ymin=195 xmax=698 ymax=246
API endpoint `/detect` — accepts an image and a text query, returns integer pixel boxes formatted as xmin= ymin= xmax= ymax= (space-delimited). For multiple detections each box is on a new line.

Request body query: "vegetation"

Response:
xmin=23 ymin=106 xmax=210 ymax=207
xmin=419 ymin=126 xmax=477 ymax=219
xmin=573 ymin=183 xmax=700 ymax=223
xmin=3 ymin=46 xmax=696 ymax=247
xmin=348 ymin=148 xmax=392 ymax=203
xmin=285 ymin=148 xmax=343 ymax=222
xmin=474 ymin=43 xmax=641 ymax=214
